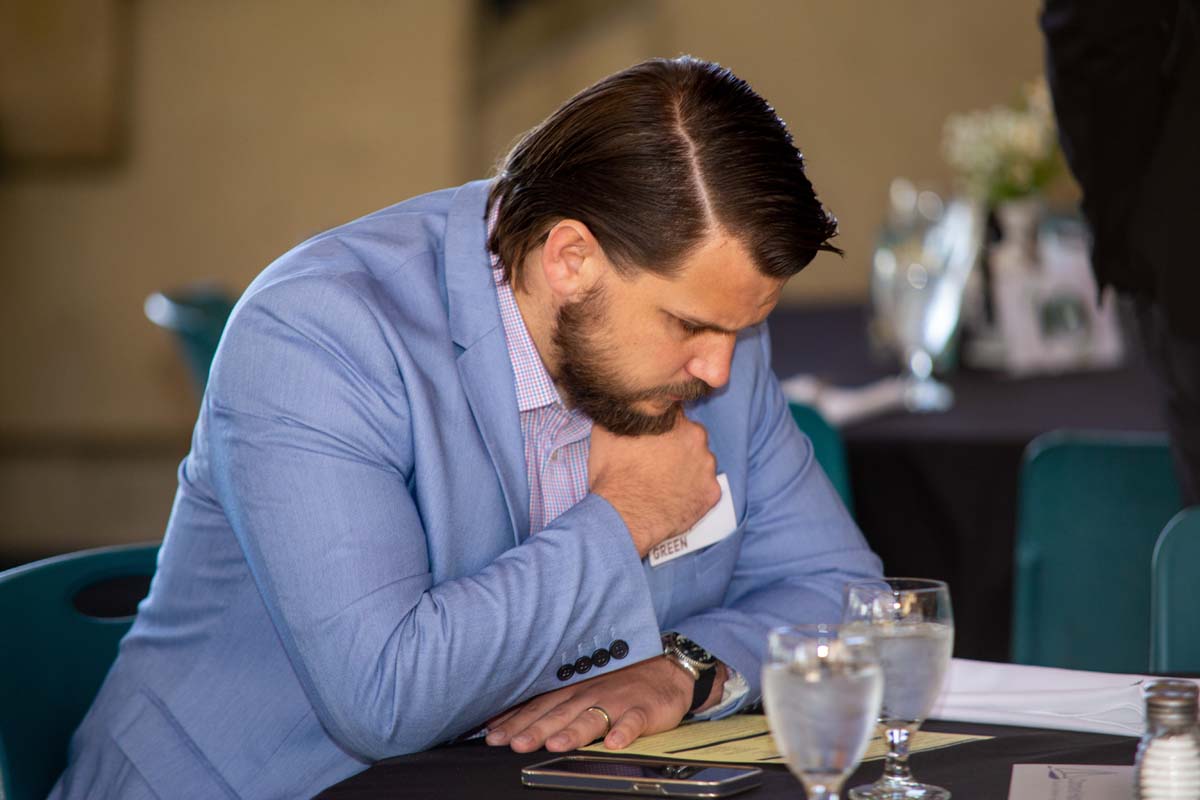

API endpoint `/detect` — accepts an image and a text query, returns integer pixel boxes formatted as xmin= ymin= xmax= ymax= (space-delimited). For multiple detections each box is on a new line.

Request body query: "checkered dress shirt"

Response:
xmin=490 ymin=245 xmax=593 ymax=536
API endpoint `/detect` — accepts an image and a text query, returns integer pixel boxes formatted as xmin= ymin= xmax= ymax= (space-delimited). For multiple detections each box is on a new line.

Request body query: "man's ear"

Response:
xmin=538 ymin=219 xmax=605 ymax=302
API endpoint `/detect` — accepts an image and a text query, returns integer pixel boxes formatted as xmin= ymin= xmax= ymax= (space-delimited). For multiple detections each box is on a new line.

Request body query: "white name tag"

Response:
xmin=648 ymin=473 xmax=737 ymax=567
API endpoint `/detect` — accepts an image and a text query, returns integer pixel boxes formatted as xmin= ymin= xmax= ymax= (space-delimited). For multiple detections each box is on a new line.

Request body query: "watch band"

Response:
xmin=689 ymin=664 xmax=717 ymax=713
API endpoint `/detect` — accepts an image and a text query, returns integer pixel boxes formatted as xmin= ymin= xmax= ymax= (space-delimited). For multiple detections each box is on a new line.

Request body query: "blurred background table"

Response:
xmin=316 ymin=719 xmax=1137 ymax=799
xmin=767 ymin=305 xmax=1166 ymax=662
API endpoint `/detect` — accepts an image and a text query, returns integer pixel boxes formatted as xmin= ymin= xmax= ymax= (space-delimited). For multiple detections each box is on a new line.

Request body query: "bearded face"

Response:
xmin=552 ymin=284 xmax=712 ymax=436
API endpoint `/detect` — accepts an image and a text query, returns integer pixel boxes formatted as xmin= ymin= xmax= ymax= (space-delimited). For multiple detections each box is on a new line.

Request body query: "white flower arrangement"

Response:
xmin=942 ymin=77 xmax=1061 ymax=204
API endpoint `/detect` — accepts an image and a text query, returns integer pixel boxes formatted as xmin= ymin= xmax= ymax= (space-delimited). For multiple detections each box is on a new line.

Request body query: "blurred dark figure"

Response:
xmin=1042 ymin=0 xmax=1200 ymax=505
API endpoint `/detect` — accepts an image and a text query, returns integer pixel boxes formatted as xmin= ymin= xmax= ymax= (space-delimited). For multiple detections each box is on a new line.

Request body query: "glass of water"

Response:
xmin=763 ymin=625 xmax=884 ymax=800
xmin=842 ymin=578 xmax=954 ymax=800
xmin=870 ymin=181 xmax=984 ymax=413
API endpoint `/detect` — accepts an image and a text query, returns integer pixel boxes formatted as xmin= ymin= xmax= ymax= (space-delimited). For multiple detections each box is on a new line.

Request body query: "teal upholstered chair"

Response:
xmin=788 ymin=402 xmax=854 ymax=515
xmin=0 ymin=543 xmax=159 ymax=800
xmin=1012 ymin=431 xmax=1182 ymax=673
xmin=144 ymin=286 xmax=236 ymax=392
xmin=1151 ymin=507 xmax=1200 ymax=673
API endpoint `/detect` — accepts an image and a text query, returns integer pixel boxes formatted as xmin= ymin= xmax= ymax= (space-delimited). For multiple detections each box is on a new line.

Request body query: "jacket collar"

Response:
xmin=445 ymin=179 xmax=500 ymax=350
xmin=443 ymin=180 xmax=532 ymax=543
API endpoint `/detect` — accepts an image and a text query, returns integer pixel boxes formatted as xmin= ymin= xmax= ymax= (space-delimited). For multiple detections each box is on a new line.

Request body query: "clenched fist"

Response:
xmin=589 ymin=415 xmax=721 ymax=557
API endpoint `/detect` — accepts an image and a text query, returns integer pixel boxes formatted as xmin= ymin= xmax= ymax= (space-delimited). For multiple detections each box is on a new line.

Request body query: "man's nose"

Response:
xmin=685 ymin=335 xmax=735 ymax=389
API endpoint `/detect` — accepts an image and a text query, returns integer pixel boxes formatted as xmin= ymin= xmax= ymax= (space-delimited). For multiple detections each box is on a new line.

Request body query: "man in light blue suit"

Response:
xmin=53 ymin=57 xmax=880 ymax=799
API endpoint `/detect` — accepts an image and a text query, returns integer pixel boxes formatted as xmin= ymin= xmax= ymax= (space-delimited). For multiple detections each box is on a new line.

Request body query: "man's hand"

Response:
xmin=484 ymin=656 xmax=724 ymax=754
xmin=589 ymin=416 xmax=720 ymax=558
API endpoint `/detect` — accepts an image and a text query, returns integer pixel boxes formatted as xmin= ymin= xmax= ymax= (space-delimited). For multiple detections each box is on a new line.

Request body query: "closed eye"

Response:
xmin=667 ymin=311 xmax=732 ymax=337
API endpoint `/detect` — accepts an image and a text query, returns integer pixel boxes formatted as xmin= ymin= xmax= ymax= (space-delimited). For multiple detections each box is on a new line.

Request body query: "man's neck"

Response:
xmin=511 ymin=280 xmax=561 ymax=383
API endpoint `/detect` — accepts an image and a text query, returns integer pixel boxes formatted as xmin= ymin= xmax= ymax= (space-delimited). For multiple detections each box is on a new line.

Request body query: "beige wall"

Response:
xmin=0 ymin=0 xmax=470 ymax=558
xmin=475 ymin=0 xmax=1047 ymax=305
xmin=0 ymin=0 xmax=1049 ymax=558
xmin=0 ymin=0 xmax=471 ymax=439
xmin=662 ymin=0 xmax=1047 ymax=304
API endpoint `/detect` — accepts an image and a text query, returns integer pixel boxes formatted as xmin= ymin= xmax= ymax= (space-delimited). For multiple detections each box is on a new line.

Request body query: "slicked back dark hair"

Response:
xmin=487 ymin=55 xmax=840 ymax=288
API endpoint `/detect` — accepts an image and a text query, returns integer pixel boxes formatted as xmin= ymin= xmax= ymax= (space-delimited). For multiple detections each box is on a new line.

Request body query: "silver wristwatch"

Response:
xmin=662 ymin=633 xmax=719 ymax=713
xmin=661 ymin=632 xmax=717 ymax=680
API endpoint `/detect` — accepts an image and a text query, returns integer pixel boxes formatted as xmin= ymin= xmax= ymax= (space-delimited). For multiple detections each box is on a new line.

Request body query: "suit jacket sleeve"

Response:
xmin=205 ymin=271 xmax=662 ymax=760
xmin=671 ymin=323 xmax=883 ymax=713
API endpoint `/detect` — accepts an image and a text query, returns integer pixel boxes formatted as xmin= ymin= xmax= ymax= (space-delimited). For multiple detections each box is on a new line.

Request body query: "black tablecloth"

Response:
xmin=317 ymin=719 xmax=1138 ymax=799
xmin=767 ymin=305 xmax=1165 ymax=661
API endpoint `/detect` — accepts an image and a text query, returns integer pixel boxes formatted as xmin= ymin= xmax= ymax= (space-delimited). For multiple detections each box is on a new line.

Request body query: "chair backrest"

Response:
xmin=789 ymin=402 xmax=854 ymax=515
xmin=1012 ymin=430 xmax=1181 ymax=672
xmin=0 ymin=543 xmax=159 ymax=800
xmin=1151 ymin=507 xmax=1200 ymax=673
xmin=144 ymin=286 xmax=236 ymax=391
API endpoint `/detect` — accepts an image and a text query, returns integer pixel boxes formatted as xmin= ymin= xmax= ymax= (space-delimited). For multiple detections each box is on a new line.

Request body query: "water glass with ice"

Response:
xmin=842 ymin=578 xmax=954 ymax=800
xmin=763 ymin=625 xmax=885 ymax=800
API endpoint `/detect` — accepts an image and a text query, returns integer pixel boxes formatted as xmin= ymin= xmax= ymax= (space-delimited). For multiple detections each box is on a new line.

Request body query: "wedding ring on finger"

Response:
xmin=584 ymin=705 xmax=612 ymax=736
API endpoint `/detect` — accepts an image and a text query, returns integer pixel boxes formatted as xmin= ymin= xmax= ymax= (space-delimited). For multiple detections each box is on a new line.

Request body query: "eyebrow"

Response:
xmin=677 ymin=310 xmax=777 ymax=335
xmin=671 ymin=291 xmax=781 ymax=336
xmin=676 ymin=314 xmax=740 ymax=335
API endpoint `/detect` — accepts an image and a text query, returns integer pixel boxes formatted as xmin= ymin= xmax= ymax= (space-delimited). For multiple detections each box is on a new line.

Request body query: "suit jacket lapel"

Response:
xmin=444 ymin=181 xmax=531 ymax=545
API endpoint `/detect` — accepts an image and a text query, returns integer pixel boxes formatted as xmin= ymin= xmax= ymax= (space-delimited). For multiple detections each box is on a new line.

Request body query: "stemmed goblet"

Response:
xmin=842 ymin=579 xmax=954 ymax=800
xmin=870 ymin=181 xmax=984 ymax=413
xmin=763 ymin=625 xmax=885 ymax=800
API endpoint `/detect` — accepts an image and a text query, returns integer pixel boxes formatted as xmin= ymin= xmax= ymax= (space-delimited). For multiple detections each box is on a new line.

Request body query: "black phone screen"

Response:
xmin=541 ymin=759 xmax=751 ymax=782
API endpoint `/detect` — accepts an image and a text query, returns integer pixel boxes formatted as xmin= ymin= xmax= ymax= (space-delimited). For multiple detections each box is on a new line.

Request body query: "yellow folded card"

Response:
xmin=580 ymin=715 xmax=990 ymax=765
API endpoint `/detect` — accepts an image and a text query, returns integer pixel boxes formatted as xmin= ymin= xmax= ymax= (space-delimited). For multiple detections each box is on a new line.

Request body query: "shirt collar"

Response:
xmin=488 ymin=211 xmax=562 ymax=413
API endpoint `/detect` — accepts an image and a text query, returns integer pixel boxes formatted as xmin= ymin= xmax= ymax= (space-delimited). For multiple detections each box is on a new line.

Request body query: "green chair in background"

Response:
xmin=1012 ymin=430 xmax=1182 ymax=673
xmin=0 ymin=543 xmax=159 ymax=800
xmin=1151 ymin=507 xmax=1200 ymax=673
xmin=789 ymin=402 xmax=854 ymax=515
xmin=144 ymin=286 xmax=236 ymax=392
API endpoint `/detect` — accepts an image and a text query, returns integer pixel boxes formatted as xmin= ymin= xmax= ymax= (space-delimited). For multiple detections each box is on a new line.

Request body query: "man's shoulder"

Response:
xmin=347 ymin=181 xmax=474 ymax=238
xmin=239 ymin=180 xmax=491 ymax=310
xmin=269 ymin=180 xmax=482 ymax=271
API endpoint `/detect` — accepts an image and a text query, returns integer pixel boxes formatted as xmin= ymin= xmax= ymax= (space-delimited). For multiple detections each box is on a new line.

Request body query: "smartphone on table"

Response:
xmin=521 ymin=755 xmax=762 ymax=797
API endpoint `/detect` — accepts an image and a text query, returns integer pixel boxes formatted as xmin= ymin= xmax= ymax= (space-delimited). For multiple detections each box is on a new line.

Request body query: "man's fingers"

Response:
xmin=486 ymin=698 xmax=556 ymax=746
xmin=484 ymin=707 xmax=524 ymax=744
xmin=545 ymin=706 xmax=612 ymax=752
xmin=485 ymin=708 xmax=527 ymax=745
xmin=485 ymin=706 xmax=522 ymax=731
xmin=488 ymin=659 xmax=690 ymax=752
xmin=603 ymin=705 xmax=648 ymax=750
xmin=508 ymin=700 xmax=591 ymax=752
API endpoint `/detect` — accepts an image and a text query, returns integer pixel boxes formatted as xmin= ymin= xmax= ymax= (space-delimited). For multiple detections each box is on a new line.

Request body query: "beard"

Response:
xmin=552 ymin=285 xmax=712 ymax=436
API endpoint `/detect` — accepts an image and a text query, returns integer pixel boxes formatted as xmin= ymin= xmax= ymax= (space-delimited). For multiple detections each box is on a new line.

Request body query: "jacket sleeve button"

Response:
xmin=556 ymin=664 xmax=575 ymax=681
xmin=609 ymin=639 xmax=630 ymax=660
xmin=591 ymin=648 xmax=611 ymax=668
xmin=574 ymin=655 xmax=593 ymax=674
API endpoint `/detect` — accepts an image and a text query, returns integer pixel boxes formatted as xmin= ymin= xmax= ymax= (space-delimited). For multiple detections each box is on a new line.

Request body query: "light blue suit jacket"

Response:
xmin=53 ymin=180 xmax=881 ymax=799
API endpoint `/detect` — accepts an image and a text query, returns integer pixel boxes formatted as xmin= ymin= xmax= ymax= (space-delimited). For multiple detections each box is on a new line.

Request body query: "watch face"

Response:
xmin=675 ymin=635 xmax=717 ymax=667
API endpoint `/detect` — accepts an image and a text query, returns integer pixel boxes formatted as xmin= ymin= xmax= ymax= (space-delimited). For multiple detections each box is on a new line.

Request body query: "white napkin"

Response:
xmin=929 ymin=659 xmax=1199 ymax=737
xmin=780 ymin=374 xmax=907 ymax=427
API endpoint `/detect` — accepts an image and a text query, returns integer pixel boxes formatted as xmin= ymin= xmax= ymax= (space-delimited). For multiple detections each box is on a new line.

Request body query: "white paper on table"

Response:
xmin=779 ymin=374 xmax=907 ymax=427
xmin=1008 ymin=764 xmax=1134 ymax=800
xmin=931 ymin=659 xmax=1200 ymax=737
